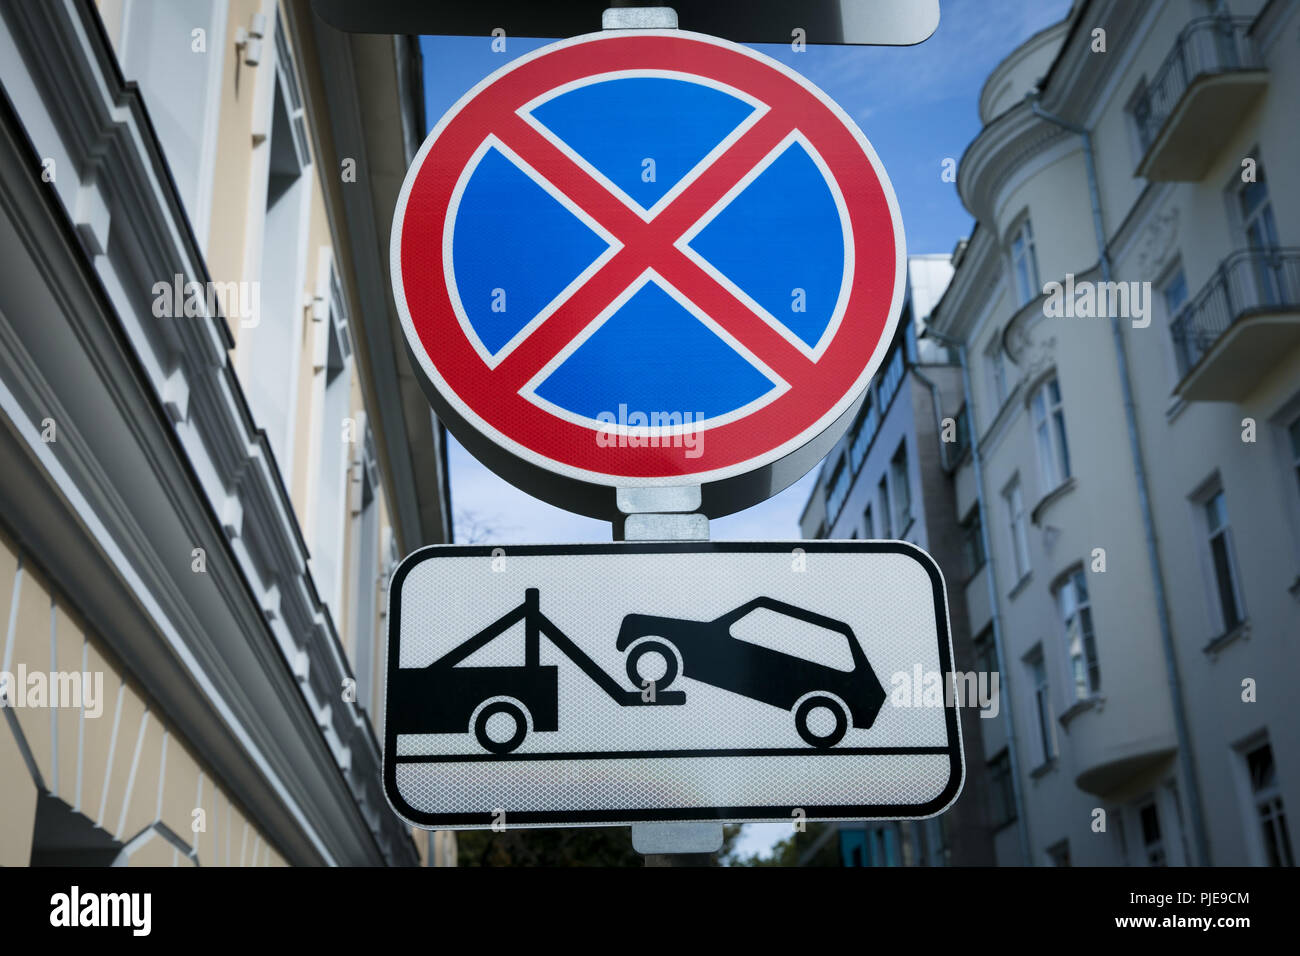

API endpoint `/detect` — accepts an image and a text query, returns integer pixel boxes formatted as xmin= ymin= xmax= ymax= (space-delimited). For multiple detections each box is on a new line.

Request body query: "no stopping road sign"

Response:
xmin=392 ymin=30 xmax=906 ymax=518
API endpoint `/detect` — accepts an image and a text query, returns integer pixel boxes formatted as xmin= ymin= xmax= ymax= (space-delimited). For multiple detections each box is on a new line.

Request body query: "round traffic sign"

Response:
xmin=392 ymin=30 xmax=905 ymax=519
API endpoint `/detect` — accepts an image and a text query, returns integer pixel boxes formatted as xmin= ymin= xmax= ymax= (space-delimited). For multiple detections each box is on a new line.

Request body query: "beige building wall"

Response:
xmin=206 ymin=0 xmax=269 ymax=346
xmin=0 ymin=528 xmax=285 ymax=866
xmin=7 ymin=0 xmax=427 ymax=865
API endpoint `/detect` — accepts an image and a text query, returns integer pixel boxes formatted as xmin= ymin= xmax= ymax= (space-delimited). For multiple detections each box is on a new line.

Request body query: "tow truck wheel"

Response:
xmin=795 ymin=695 xmax=848 ymax=749
xmin=474 ymin=701 xmax=529 ymax=754
xmin=625 ymin=639 xmax=679 ymax=693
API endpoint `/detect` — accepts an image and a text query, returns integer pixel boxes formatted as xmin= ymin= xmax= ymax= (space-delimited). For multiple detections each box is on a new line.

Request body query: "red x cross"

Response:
xmin=489 ymin=105 xmax=818 ymax=394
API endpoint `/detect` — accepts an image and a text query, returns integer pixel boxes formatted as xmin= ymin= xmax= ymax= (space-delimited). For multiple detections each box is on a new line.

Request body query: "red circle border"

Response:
xmin=397 ymin=32 xmax=901 ymax=481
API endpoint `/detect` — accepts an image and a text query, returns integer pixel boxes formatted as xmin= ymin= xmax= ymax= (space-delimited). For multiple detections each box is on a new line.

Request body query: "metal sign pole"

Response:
xmin=616 ymin=485 xmax=723 ymax=865
xmin=604 ymin=6 xmax=722 ymax=868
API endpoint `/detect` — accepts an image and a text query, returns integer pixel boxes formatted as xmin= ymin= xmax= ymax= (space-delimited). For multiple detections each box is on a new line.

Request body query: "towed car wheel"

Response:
xmin=625 ymin=638 xmax=680 ymax=692
xmin=795 ymin=695 xmax=848 ymax=749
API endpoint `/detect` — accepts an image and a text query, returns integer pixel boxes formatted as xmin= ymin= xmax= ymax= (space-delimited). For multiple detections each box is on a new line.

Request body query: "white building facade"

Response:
xmin=929 ymin=0 xmax=1299 ymax=866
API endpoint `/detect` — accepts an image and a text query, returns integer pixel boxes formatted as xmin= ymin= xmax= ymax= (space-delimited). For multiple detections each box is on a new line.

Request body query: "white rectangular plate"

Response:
xmin=383 ymin=541 xmax=963 ymax=828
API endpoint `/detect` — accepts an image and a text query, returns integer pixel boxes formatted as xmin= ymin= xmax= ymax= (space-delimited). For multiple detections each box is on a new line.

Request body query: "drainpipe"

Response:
xmin=920 ymin=327 xmax=1033 ymax=866
xmin=1027 ymin=92 xmax=1212 ymax=866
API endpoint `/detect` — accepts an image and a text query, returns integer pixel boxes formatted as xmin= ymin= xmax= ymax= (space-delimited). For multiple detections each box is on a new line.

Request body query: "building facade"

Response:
xmin=799 ymin=255 xmax=999 ymax=866
xmin=0 ymin=0 xmax=453 ymax=865
xmin=928 ymin=0 xmax=1298 ymax=865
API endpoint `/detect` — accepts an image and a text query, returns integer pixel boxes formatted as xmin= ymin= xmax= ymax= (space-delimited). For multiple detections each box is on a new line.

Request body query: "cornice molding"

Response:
xmin=929 ymin=227 xmax=1005 ymax=342
xmin=978 ymin=20 xmax=1070 ymax=125
xmin=1038 ymin=0 xmax=1152 ymax=125
xmin=0 ymin=0 xmax=415 ymax=864
xmin=960 ymin=103 xmax=1073 ymax=227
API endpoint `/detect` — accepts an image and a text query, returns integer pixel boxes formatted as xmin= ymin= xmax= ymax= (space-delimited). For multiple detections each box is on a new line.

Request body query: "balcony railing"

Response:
xmin=1133 ymin=16 xmax=1262 ymax=154
xmin=1171 ymin=248 xmax=1300 ymax=378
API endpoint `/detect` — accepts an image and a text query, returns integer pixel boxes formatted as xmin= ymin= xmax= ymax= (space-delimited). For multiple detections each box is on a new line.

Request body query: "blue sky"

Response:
xmin=417 ymin=0 xmax=1070 ymax=857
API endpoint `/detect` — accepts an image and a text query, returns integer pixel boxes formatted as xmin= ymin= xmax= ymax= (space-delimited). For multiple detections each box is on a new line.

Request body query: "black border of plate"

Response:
xmin=382 ymin=540 xmax=964 ymax=828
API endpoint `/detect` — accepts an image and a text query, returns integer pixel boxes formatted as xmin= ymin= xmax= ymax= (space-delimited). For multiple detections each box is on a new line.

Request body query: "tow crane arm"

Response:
xmin=441 ymin=589 xmax=683 ymax=707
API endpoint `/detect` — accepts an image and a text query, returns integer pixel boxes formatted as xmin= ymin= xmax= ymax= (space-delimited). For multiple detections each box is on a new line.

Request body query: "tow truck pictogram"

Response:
xmin=388 ymin=588 xmax=885 ymax=753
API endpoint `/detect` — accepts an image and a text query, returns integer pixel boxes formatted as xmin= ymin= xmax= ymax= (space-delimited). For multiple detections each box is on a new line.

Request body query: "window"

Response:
xmin=988 ymin=750 xmax=1017 ymax=829
xmin=879 ymin=343 xmax=906 ymax=410
xmin=1164 ymin=268 xmax=1194 ymax=377
xmin=349 ymin=462 xmax=381 ymax=714
xmin=1046 ymin=840 xmax=1071 ymax=867
xmin=1289 ymin=416 xmax=1300 ymax=498
xmin=311 ymin=276 xmax=352 ymax=618
xmin=1138 ymin=800 xmax=1166 ymax=866
xmin=985 ymin=336 xmax=1009 ymax=410
xmin=862 ymin=503 xmax=874 ymax=539
xmin=1056 ymin=569 xmax=1100 ymax=701
xmin=1010 ymin=219 xmax=1040 ymax=306
xmin=847 ymin=838 xmax=865 ymax=868
xmin=1239 ymin=165 xmax=1279 ymax=253
xmin=890 ymin=442 xmax=911 ymax=534
xmin=116 ymin=0 xmax=226 ymax=247
xmin=1243 ymin=742 xmax=1294 ymax=866
xmin=1030 ymin=377 xmax=1071 ymax=490
xmin=1129 ymin=78 xmax=1154 ymax=151
xmin=1025 ymin=646 xmax=1056 ymax=765
xmin=903 ymin=822 xmax=922 ymax=867
xmin=878 ymin=476 xmax=893 ymax=538
xmin=960 ymin=506 xmax=986 ymax=578
xmin=243 ymin=21 xmax=313 ymax=479
xmin=1114 ymin=807 xmax=1129 ymax=861
xmin=950 ymin=404 xmax=972 ymax=463
xmin=849 ymin=394 xmax=880 ymax=471
xmin=1003 ymin=479 xmax=1031 ymax=581
xmin=1163 ymin=268 xmax=1189 ymax=317
xmin=1236 ymin=163 xmax=1281 ymax=305
xmin=1202 ymin=488 xmax=1244 ymax=635
xmin=972 ymin=625 xmax=998 ymax=677
xmin=825 ymin=455 xmax=850 ymax=521
xmin=868 ymin=827 xmax=899 ymax=867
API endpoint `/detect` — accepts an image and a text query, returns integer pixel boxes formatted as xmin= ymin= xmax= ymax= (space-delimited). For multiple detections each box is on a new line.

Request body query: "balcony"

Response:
xmin=1132 ymin=17 xmax=1267 ymax=181
xmin=1172 ymin=249 xmax=1300 ymax=402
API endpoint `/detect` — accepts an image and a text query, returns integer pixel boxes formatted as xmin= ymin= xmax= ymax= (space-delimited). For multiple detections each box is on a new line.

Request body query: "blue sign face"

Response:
xmin=446 ymin=71 xmax=851 ymax=431
xmin=529 ymin=76 xmax=757 ymax=214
